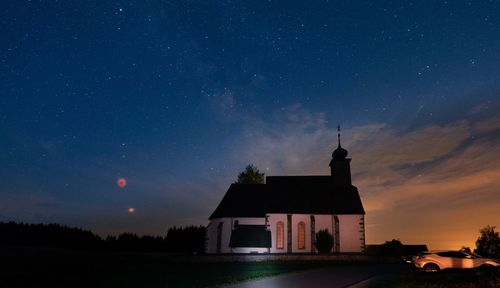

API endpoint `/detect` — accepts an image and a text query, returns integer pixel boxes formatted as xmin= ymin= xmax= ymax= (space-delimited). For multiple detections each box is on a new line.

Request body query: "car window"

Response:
xmin=436 ymin=251 xmax=466 ymax=258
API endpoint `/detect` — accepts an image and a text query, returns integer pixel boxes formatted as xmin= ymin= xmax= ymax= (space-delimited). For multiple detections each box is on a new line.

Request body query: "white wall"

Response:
xmin=314 ymin=214 xmax=334 ymax=253
xmin=338 ymin=215 xmax=365 ymax=253
xmin=268 ymin=214 xmax=314 ymax=253
xmin=206 ymin=218 xmax=231 ymax=253
xmin=267 ymin=214 xmax=365 ymax=254
xmin=206 ymin=219 xmax=216 ymax=253
xmin=208 ymin=214 xmax=365 ymax=254
xmin=267 ymin=214 xmax=316 ymax=253
xmin=314 ymin=215 xmax=333 ymax=233
xmin=291 ymin=214 xmax=311 ymax=253
xmin=267 ymin=214 xmax=287 ymax=253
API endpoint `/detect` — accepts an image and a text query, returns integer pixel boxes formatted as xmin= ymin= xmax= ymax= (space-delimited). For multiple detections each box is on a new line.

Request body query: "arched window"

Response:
xmin=298 ymin=221 xmax=305 ymax=249
xmin=276 ymin=221 xmax=284 ymax=249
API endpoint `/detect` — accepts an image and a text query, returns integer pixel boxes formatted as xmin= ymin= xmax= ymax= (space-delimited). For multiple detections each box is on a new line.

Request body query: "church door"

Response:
xmin=287 ymin=215 xmax=292 ymax=253
xmin=310 ymin=215 xmax=315 ymax=253
xmin=216 ymin=222 xmax=223 ymax=253
xmin=334 ymin=216 xmax=340 ymax=252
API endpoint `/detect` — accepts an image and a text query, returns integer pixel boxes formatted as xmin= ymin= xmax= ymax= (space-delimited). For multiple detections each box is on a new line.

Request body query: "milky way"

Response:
xmin=1 ymin=1 xmax=499 ymax=248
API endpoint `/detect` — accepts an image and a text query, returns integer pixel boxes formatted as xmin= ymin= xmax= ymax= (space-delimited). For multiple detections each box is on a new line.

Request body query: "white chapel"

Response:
xmin=207 ymin=134 xmax=365 ymax=254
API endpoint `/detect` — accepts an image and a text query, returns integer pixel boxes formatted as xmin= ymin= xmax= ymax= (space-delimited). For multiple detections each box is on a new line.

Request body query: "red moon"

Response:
xmin=117 ymin=178 xmax=127 ymax=188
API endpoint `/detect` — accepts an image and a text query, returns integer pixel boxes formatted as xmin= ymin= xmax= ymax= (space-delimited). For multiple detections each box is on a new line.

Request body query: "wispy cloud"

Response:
xmin=234 ymin=104 xmax=500 ymax=249
xmin=6 ymin=100 xmax=499 ymax=246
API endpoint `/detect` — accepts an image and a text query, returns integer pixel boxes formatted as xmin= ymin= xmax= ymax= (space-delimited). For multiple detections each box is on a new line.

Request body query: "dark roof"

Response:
xmin=209 ymin=176 xmax=365 ymax=219
xmin=209 ymin=184 xmax=268 ymax=219
xmin=229 ymin=225 xmax=271 ymax=248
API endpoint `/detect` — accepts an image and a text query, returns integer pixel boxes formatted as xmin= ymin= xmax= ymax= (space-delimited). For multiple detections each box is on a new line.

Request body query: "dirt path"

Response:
xmin=230 ymin=263 xmax=407 ymax=288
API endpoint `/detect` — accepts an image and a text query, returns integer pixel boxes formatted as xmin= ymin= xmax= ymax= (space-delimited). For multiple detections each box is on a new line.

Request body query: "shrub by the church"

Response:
xmin=315 ymin=229 xmax=333 ymax=253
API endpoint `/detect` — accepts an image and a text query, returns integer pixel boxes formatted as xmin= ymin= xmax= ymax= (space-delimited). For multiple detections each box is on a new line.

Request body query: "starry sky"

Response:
xmin=1 ymin=0 xmax=500 ymax=250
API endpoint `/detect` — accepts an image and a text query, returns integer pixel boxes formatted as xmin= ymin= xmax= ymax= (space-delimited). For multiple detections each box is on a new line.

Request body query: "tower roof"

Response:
xmin=332 ymin=125 xmax=348 ymax=159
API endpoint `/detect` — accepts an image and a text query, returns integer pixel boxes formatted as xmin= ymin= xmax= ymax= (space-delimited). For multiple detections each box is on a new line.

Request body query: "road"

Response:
xmin=230 ymin=263 xmax=408 ymax=288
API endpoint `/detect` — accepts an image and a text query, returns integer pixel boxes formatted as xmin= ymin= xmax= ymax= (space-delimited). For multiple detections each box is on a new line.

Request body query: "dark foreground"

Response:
xmin=2 ymin=247 xmax=499 ymax=288
xmin=1 ymin=247 xmax=342 ymax=288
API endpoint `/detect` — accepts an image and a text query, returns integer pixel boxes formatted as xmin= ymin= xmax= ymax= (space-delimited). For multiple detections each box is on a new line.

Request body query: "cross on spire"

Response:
xmin=331 ymin=124 xmax=347 ymax=159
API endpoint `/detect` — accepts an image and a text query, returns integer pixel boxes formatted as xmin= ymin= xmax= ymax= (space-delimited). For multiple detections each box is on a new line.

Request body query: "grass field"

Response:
xmin=1 ymin=247 xmax=336 ymax=288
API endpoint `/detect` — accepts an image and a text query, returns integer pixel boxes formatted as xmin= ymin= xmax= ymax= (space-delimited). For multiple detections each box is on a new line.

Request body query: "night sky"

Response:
xmin=2 ymin=1 xmax=500 ymax=250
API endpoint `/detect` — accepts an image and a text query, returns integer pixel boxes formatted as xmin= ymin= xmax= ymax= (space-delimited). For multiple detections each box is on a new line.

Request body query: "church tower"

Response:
xmin=329 ymin=126 xmax=352 ymax=186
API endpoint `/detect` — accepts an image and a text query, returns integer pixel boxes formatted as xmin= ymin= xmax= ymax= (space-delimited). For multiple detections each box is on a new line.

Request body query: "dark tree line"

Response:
xmin=0 ymin=222 xmax=206 ymax=253
xmin=165 ymin=226 xmax=207 ymax=254
xmin=0 ymin=222 xmax=102 ymax=249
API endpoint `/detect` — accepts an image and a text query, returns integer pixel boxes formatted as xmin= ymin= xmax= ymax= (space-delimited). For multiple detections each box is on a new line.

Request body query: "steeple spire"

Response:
xmin=337 ymin=125 xmax=341 ymax=148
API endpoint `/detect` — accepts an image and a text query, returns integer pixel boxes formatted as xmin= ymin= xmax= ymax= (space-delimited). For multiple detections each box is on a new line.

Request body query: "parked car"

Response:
xmin=413 ymin=250 xmax=499 ymax=272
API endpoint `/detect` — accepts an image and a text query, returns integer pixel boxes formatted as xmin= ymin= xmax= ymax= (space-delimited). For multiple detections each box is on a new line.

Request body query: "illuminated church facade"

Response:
xmin=207 ymin=135 xmax=365 ymax=254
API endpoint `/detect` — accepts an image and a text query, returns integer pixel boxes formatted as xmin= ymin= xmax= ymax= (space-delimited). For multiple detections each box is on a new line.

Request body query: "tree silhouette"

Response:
xmin=235 ymin=164 xmax=265 ymax=184
xmin=165 ymin=225 xmax=206 ymax=254
xmin=475 ymin=225 xmax=500 ymax=258
xmin=460 ymin=246 xmax=472 ymax=253
xmin=379 ymin=239 xmax=404 ymax=256
xmin=315 ymin=229 xmax=333 ymax=253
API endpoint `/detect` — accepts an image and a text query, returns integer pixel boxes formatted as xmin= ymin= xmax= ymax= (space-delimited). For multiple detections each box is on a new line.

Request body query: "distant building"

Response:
xmin=365 ymin=244 xmax=429 ymax=256
xmin=207 ymin=133 xmax=366 ymax=254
